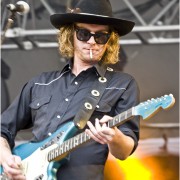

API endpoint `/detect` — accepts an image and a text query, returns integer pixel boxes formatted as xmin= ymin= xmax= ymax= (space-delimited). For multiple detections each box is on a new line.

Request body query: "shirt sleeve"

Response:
xmin=116 ymin=77 xmax=140 ymax=154
xmin=1 ymin=80 xmax=34 ymax=149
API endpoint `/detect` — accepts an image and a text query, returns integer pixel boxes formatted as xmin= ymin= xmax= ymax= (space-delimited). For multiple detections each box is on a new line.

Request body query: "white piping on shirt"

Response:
xmin=105 ymin=87 xmax=126 ymax=90
xmin=34 ymin=71 xmax=69 ymax=86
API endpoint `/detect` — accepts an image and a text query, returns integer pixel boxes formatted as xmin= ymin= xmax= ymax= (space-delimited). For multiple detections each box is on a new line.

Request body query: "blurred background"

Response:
xmin=1 ymin=0 xmax=179 ymax=179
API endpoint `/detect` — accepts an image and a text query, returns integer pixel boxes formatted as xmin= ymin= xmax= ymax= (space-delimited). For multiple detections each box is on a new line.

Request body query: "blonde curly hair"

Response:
xmin=57 ymin=24 xmax=120 ymax=65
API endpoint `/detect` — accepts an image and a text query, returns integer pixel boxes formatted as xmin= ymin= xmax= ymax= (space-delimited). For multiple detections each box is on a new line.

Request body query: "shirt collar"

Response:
xmin=60 ymin=59 xmax=108 ymax=77
xmin=60 ymin=60 xmax=72 ymax=74
xmin=94 ymin=63 xmax=107 ymax=77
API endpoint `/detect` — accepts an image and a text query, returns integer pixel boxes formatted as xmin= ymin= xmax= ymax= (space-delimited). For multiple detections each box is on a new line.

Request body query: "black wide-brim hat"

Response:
xmin=50 ymin=0 xmax=135 ymax=37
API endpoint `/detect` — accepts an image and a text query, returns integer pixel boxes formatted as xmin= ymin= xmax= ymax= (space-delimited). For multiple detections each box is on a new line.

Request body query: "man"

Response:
xmin=0 ymin=0 xmax=140 ymax=179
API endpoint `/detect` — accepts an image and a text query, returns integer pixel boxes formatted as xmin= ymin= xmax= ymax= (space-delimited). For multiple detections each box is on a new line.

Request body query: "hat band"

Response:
xmin=67 ymin=8 xmax=81 ymax=14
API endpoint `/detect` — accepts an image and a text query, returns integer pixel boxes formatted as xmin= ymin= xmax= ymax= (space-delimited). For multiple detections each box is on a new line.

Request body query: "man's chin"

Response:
xmin=84 ymin=57 xmax=100 ymax=63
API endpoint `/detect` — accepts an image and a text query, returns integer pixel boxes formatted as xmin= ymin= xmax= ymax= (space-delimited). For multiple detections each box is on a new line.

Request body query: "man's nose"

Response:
xmin=87 ymin=35 xmax=96 ymax=44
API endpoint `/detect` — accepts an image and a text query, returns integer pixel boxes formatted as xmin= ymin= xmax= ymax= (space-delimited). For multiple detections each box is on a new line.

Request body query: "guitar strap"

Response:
xmin=73 ymin=67 xmax=113 ymax=129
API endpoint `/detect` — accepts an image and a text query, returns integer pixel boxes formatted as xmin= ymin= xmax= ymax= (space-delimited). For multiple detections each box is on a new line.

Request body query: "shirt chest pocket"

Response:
xmin=29 ymin=96 xmax=52 ymax=122
xmin=95 ymin=100 xmax=112 ymax=113
xmin=90 ymin=100 xmax=112 ymax=121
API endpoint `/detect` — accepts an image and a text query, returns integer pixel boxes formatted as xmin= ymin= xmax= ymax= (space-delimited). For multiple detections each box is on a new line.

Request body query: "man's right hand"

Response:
xmin=0 ymin=137 xmax=26 ymax=180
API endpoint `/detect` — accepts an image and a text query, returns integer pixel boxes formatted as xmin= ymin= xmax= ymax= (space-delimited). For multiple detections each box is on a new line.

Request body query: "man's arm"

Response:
xmin=107 ymin=126 xmax=135 ymax=160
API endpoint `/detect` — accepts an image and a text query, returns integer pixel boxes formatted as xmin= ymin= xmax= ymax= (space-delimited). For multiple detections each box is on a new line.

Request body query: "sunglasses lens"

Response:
xmin=76 ymin=28 xmax=110 ymax=44
xmin=76 ymin=29 xmax=91 ymax=41
xmin=94 ymin=33 xmax=110 ymax=44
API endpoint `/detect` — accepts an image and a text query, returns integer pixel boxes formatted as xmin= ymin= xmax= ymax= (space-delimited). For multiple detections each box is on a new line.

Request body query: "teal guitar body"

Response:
xmin=0 ymin=94 xmax=175 ymax=180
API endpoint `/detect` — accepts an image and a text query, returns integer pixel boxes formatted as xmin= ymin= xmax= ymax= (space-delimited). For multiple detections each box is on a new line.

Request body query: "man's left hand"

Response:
xmin=85 ymin=115 xmax=116 ymax=144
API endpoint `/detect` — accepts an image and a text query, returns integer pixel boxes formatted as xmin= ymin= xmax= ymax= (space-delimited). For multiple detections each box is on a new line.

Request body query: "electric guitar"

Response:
xmin=0 ymin=94 xmax=175 ymax=180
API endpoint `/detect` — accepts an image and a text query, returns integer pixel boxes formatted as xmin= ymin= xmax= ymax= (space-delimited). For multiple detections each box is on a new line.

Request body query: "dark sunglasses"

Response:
xmin=75 ymin=27 xmax=111 ymax=44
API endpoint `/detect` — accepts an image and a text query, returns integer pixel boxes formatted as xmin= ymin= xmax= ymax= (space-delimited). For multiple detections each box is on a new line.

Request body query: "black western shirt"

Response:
xmin=1 ymin=62 xmax=140 ymax=180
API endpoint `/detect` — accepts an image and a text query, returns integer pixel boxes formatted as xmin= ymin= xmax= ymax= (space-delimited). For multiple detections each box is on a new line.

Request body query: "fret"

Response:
xmin=58 ymin=144 xmax=64 ymax=155
xmin=110 ymin=113 xmax=121 ymax=128
xmin=83 ymin=132 xmax=86 ymax=141
xmin=69 ymin=138 xmax=72 ymax=149
xmin=70 ymin=137 xmax=74 ymax=149
xmin=80 ymin=132 xmax=83 ymax=144
xmin=76 ymin=134 xmax=80 ymax=145
xmin=111 ymin=117 xmax=115 ymax=126
xmin=64 ymin=141 xmax=70 ymax=152
xmin=118 ymin=113 xmax=121 ymax=123
xmin=77 ymin=134 xmax=82 ymax=145
xmin=127 ymin=108 xmax=133 ymax=118
xmin=108 ymin=119 xmax=112 ymax=128
xmin=85 ymin=133 xmax=90 ymax=142
xmin=115 ymin=114 xmax=120 ymax=123
xmin=121 ymin=112 xmax=125 ymax=121
xmin=48 ymin=150 xmax=55 ymax=161
xmin=54 ymin=147 xmax=59 ymax=158
xmin=73 ymin=135 xmax=79 ymax=146
xmin=125 ymin=110 xmax=127 ymax=120
xmin=81 ymin=132 xmax=86 ymax=143
xmin=78 ymin=134 xmax=82 ymax=144
xmin=83 ymin=132 xmax=88 ymax=143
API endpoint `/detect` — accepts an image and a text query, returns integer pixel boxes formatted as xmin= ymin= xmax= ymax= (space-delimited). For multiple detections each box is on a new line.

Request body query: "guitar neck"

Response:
xmin=47 ymin=107 xmax=134 ymax=162
xmin=108 ymin=107 xmax=134 ymax=128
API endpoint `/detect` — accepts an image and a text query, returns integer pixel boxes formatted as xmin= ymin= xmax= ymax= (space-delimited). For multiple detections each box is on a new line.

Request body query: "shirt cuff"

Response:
xmin=119 ymin=127 xmax=139 ymax=154
xmin=1 ymin=128 xmax=15 ymax=149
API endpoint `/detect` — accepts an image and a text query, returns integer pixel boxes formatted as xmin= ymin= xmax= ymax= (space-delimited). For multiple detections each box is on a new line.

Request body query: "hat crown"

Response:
xmin=73 ymin=0 xmax=113 ymax=17
xmin=50 ymin=0 xmax=135 ymax=36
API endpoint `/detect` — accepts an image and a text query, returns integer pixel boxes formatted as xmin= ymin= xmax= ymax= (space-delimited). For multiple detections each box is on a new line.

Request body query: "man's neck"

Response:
xmin=72 ymin=58 xmax=96 ymax=76
xmin=72 ymin=62 xmax=93 ymax=76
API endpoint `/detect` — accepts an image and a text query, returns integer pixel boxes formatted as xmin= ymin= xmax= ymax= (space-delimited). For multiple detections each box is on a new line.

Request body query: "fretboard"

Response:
xmin=109 ymin=107 xmax=134 ymax=128
xmin=47 ymin=107 xmax=134 ymax=162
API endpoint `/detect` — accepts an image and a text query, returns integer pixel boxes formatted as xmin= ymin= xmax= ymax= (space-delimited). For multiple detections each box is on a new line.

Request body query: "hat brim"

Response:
xmin=50 ymin=13 xmax=135 ymax=36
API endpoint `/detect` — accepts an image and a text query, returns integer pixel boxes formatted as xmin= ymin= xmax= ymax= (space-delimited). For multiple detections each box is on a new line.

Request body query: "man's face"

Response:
xmin=73 ymin=23 xmax=110 ymax=64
